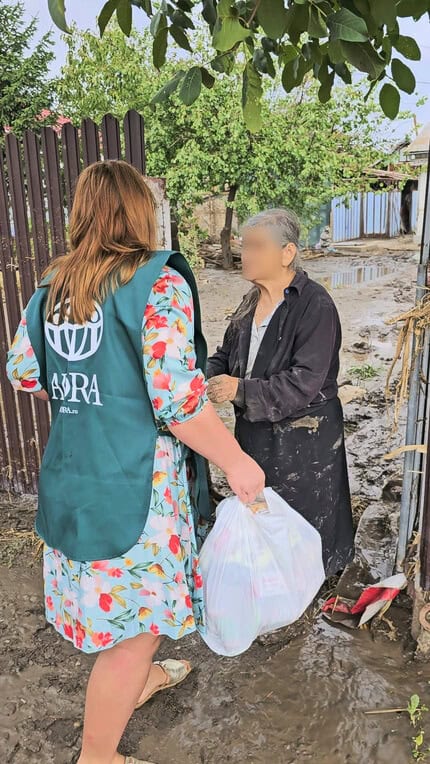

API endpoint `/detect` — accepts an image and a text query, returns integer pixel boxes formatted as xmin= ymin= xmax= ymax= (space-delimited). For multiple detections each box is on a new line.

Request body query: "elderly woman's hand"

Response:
xmin=207 ymin=374 xmax=239 ymax=404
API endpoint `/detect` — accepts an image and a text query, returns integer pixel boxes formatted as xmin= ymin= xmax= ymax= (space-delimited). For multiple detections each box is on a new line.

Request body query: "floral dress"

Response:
xmin=6 ymin=266 xmax=208 ymax=653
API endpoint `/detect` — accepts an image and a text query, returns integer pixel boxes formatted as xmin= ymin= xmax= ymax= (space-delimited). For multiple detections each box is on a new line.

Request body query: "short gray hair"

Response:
xmin=232 ymin=208 xmax=301 ymax=321
xmin=242 ymin=207 xmax=301 ymax=269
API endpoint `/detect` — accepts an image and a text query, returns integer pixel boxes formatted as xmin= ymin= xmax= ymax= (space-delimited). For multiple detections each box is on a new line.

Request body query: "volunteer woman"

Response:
xmin=207 ymin=208 xmax=354 ymax=576
xmin=6 ymin=160 xmax=264 ymax=764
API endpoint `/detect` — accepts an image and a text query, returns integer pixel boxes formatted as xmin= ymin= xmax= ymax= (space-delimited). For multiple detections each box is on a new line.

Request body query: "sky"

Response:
xmin=24 ymin=1 xmax=430 ymax=141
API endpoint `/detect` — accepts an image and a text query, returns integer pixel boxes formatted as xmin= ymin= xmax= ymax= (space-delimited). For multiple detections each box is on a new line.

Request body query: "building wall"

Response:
xmin=194 ymin=193 xmax=239 ymax=239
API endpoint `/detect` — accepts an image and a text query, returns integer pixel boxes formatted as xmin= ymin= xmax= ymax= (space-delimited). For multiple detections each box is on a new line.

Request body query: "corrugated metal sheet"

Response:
xmin=331 ymin=190 xmax=402 ymax=242
xmin=331 ymin=194 xmax=361 ymax=242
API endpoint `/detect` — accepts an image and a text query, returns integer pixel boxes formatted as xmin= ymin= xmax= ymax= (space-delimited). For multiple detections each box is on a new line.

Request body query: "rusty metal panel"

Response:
xmin=41 ymin=127 xmax=66 ymax=260
xmin=3 ymin=138 xmax=40 ymax=491
xmin=124 ymin=110 xmax=146 ymax=174
xmin=81 ymin=118 xmax=101 ymax=167
xmin=5 ymin=134 xmax=34 ymax=304
xmin=0 ymin=111 xmax=172 ymax=494
xmin=102 ymin=114 xmax=122 ymax=160
xmin=62 ymin=122 xmax=81 ymax=212
xmin=23 ymin=130 xmax=50 ymax=279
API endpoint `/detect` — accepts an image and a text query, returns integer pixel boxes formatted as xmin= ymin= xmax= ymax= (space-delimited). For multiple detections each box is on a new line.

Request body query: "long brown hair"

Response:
xmin=44 ymin=160 xmax=158 ymax=324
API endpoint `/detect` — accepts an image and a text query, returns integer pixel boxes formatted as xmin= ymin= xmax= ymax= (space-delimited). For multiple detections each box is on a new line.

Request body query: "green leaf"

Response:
xmin=284 ymin=3 xmax=309 ymax=44
xmin=179 ymin=66 xmax=202 ymax=105
xmin=318 ymin=70 xmax=335 ymax=102
xmin=169 ymin=24 xmax=192 ymax=51
xmin=210 ymin=52 xmax=235 ymax=73
xmin=200 ymin=66 xmax=216 ymax=88
xmin=397 ymin=0 xmax=429 ymax=18
xmin=153 ymin=25 xmax=168 ymax=69
xmin=98 ymin=0 xmax=118 ymax=35
xmin=391 ymin=58 xmax=416 ymax=94
xmin=116 ymin=0 xmax=132 ymax=35
xmin=340 ymin=40 xmax=385 ymax=79
xmin=280 ymin=44 xmax=299 ymax=65
xmin=328 ymin=39 xmax=345 ymax=64
xmin=392 ymin=35 xmax=421 ymax=61
xmin=379 ymin=82 xmax=400 ymax=118
xmin=150 ymin=10 xmax=165 ymax=37
xmin=327 ymin=8 xmax=368 ymax=42
xmin=253 ymin=47 xmax=276 ymax=77
xmin=334 ymin=62 xmax=352 ymax=83
xmin=48 ymin=0 xmax=70 ymax=33
xmin=213 ymin=17 xmax=250 ymax=50
xmin=257 ymin=0 xmax=288 ymax=40
xmin=171 ymin=10 xmax=194 ymax=29
xmin=370 ymin=0 xmax=397 ymax=29
xmin=308 ymin=6 xmax=327 ymax=38
xmin=281 ymin=55 xmax=310 ymax=92
xmin=151 ymin=70 xmax=185 ymax=103
xmin=202 ymin=0 xmax=217 ymax=27
xmin=242 ymin=60 xmax=263 ymax=132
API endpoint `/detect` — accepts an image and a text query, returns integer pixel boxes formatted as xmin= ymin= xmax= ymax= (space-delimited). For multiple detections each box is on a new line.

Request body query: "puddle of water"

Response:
xmin=318 ymin=265 xmax=396 ymax=290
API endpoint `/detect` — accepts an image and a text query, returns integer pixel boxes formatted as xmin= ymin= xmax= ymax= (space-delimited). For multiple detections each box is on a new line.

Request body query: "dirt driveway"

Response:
xmin=1 ymin=248 xmax=430 ymax=764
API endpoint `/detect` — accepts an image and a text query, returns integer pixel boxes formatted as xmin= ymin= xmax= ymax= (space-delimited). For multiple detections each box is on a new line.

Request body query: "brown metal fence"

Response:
xmin=0 ymin=110 xmax=172 ymax=494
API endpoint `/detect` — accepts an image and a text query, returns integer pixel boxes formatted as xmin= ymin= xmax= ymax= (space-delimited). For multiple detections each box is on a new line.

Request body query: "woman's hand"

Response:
xmin=207 ymin=374 xmax=239 ymax=404
xmin=225 ymin=453 xmax=265 ymax=505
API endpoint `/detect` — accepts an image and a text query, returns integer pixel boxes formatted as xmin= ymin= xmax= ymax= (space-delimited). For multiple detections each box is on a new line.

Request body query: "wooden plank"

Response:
xmin=124 ymin=110 xmax=146 ymax=174
xmin=41 ymin=127 xmax=66 ymax=260
xmin=82 ymin=118 xmax=101 ymax=166
xmin=2 ymin=140 xmax=39 ymax=491
xmin=101 ymin=114 xmax=122 ymax=160
xmin=23 ymin=129 xmax=50 ymax=279
xmin=62 ymin=122 xmax=81 ymax=212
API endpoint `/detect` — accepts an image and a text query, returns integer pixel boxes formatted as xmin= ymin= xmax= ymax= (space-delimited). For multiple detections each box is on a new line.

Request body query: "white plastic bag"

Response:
xmin=199 ymin=487 xmax=325 ymax=656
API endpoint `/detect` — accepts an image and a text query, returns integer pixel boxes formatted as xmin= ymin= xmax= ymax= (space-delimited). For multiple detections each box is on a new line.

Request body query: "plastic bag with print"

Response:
xmin=199 ymin=487 xmax=325 ymax=656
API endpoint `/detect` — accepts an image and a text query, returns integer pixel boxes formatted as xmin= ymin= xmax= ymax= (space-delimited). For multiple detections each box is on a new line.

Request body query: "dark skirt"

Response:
xmin=235 ymin=397 xmax=355 ymax=577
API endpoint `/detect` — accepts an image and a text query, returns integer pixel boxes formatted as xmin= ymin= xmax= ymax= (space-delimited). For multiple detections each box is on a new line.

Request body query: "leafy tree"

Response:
xmin=56 ymin=24 xmax=402 ymax=266
xmin=1 ymin=1 xmax=55 ymax=138
xmin=48 ymin=0 xmax=428 ymax=129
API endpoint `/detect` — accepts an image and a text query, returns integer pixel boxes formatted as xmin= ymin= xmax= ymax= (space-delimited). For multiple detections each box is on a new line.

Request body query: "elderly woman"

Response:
xmin=207 ymin=208 xmax=354 ymax=577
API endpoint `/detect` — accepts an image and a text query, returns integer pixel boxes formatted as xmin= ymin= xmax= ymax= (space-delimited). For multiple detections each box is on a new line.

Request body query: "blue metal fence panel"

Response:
xmin=331 ymin=194 xmax=361 ymax=242
xmin=331 ymin=190 xmax=402 ymax=242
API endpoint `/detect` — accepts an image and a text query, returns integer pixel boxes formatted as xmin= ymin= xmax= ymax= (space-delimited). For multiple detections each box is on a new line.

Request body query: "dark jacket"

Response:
xmin=207 ymin=270 xmax=354 ymax=575
xmin=207 ymin=270 xmax=341 ymax=421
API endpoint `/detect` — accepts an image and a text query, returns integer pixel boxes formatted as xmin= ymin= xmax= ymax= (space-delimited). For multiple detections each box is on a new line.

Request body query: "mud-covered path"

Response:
xmin=1 ymin=249 xmax=429 ymax=764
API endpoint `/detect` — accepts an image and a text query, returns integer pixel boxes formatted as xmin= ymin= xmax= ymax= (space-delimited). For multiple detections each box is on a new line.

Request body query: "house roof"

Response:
xmin=362 ymin=167 xmax=411 ymax=181
xmin=405 ymin=122 xmax=430 ymax=156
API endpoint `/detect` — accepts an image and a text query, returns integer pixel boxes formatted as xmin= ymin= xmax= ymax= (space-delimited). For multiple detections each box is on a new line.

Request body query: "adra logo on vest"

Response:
xmin=45 ymin=300 xmax=104 ymax=361
xmin=45 ymin=300 xmax=104 ymax=409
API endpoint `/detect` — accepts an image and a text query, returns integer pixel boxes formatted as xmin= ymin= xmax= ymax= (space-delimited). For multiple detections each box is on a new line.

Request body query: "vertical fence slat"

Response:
xmin=102 ymin=114 xmax=122 ymax=160
xmin=82 ymin=118 xmax=101 ymax=166
xmin=124 ymin=110 xmax=146 ymax=174
xmin=62 ymin=123 xmax=81 ymax=212
xmin=23 ymin=130 xmax=50 ymax=279
xmin=0 ymin=150 xmax=21 ymax=331
xmin=3 ymin=139 xmax=39 ymax=491
xmin=41 ymin=127 xmax=66 ymax=260
xmin=1 ymin=111 xmax=164 ymax=494
xmin=5 ymin=134 xmax=35 ymax=304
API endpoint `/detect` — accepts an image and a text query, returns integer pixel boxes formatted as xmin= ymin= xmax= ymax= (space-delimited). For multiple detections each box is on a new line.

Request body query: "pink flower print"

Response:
xmin=139 ymin=578 xmax=165 ymax=606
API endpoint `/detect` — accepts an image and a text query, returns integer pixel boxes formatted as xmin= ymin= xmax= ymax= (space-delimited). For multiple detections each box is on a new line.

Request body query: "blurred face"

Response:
xmin=241 ymin=225 xmax=297 ymax=283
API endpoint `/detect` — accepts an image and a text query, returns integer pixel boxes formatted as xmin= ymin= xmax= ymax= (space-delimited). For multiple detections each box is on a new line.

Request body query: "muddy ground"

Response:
xmin=2 ymin=245 xmax=430 ymax=764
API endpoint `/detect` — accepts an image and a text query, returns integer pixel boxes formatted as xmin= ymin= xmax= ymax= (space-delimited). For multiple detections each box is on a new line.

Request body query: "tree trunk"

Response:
xmin=220 ymin=184 xmax=238 ymax=270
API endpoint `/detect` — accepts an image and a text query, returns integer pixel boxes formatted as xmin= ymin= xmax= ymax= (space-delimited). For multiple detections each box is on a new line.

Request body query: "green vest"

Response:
xmin=26 ymin=251 xmax=210 ymax=562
